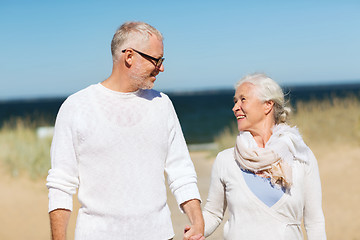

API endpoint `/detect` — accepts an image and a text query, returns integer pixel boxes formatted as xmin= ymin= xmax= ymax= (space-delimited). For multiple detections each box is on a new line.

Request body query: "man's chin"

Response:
xmin=132 ymin=78 xmax=154 ymax=90
xmin=140 ymin=82 xmax=154 ymax=90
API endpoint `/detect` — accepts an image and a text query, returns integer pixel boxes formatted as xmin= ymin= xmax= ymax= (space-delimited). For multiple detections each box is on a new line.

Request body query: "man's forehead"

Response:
xmin=148 ymin=35 xmax=164 ymax=55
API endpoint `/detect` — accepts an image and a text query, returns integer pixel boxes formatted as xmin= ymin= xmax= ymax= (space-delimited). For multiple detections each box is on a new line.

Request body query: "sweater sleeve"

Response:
xmin=164 ymin=97 xmax=201 ymax=211
xmin=303 ymin=149 xmax=327 ymax=239
xmin=46 ymin=98 xmax=80 ymax=212
xmin=203 ymin=152 xmax=227 ymax=237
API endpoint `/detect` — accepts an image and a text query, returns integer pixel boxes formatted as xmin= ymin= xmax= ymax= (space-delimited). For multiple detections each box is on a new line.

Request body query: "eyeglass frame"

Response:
xmin=121 ymin=48 xmax=165 ymax=68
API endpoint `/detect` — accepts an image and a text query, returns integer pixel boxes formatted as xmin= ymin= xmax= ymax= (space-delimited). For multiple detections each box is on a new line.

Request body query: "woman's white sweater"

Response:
xmin=203 ymin=147 xmax=326 ymax=240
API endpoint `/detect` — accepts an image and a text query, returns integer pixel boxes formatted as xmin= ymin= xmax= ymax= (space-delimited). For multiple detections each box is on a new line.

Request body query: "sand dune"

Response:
xmin=1 ymin=143 xmax=359 ymax=239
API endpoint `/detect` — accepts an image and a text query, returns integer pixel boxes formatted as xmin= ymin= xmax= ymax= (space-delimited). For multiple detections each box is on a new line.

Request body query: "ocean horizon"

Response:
xmin=1 ymin=82 xmax=360 ymax=144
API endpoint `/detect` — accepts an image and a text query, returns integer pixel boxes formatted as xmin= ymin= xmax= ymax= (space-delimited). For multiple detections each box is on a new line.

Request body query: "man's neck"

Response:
xmin=102 ymin=71 xmax=138 ymax=93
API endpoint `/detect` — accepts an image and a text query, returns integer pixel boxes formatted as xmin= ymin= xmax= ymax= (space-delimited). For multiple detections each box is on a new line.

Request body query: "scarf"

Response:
xmin=234 ymin=124 xmax=309 ymax=189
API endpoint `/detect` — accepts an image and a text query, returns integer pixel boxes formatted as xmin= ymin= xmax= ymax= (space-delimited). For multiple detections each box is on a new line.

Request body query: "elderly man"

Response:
xmin=47 ymin=21 xmax=204 ymax=240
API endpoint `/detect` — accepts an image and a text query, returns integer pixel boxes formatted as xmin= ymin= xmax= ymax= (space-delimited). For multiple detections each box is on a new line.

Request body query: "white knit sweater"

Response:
xmin=203 ymin=147 xmax=326 ymax=240
xmin=46 ymin=83 xmax=201 ymax=240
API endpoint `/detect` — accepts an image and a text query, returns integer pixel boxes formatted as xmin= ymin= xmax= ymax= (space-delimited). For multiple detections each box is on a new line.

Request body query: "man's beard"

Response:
xmin=129 ymin=64 xmax=154 ymax=90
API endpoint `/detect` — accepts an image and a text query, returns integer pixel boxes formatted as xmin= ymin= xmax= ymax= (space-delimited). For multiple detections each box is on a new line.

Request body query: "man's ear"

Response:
xmin=264 ymin=100 xmax=274 ymax=115
xmin=123 ymin=49 xmax=134 ymax=67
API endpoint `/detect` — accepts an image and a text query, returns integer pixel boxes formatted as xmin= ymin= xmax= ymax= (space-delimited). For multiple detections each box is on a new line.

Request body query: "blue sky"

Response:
xmin=1 ymin=0 xmax=359 ymax=100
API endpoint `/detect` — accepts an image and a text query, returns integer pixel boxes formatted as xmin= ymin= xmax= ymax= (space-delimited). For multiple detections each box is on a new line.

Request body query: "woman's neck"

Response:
xmin=250 ymin=123 xmax=275 ymax=148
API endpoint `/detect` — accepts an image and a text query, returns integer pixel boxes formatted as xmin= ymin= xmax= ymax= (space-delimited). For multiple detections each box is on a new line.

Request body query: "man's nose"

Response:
xmin=158 ymin=63 xmax=164 ymax=72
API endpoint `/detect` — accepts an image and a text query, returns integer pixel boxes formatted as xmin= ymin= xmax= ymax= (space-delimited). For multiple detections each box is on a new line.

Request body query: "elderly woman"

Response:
xmin=200 ymin=74 xmax=326 ymax=239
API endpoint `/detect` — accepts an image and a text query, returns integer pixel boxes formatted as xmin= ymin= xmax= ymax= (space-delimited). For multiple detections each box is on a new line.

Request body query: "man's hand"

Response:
xmin=181 ymin=199 xmax=204 ymax=240
xmin=49 ymin=208 xmax=71 ymax=240
xmin=184 ymin=225 xmax=205 ymax=240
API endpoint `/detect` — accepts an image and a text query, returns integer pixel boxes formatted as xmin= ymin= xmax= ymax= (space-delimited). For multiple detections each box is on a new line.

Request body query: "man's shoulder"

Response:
xmin=61 ymin=84 xmax=97 ymax=107
xmin=70 ymin=84 xmax=96 ymax=98
xmin=139 ymin=89 xmax=171 ymax=102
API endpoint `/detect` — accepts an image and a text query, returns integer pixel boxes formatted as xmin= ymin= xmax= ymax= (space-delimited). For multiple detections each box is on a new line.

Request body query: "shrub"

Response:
xmin=0 ymin=119 xmax=52 ymax=178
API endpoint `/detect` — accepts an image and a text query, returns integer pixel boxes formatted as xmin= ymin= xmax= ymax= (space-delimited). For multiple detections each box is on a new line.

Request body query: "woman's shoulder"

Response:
xmin=217 ymin=147 xmax=234 ymax=157
xmin=215 ymin=147 xmax=236 ymax=165
xmin=212 ymin=148 xmax=238 ymax=178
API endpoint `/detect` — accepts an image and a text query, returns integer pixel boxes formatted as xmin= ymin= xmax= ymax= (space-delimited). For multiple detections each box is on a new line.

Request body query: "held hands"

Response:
xmin=184 ymin=225 xmax=205 ymax=240
xmin=181 ymin=199 xmax=205 ymax=240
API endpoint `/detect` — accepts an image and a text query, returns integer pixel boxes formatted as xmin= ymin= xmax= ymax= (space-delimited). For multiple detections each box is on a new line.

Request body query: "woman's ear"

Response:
xmin=264 ymin=100 xmax=274 ymax=115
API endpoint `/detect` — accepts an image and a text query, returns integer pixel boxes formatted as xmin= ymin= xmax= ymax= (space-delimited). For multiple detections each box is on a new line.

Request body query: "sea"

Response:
xmin=1 ymin=82 xmax=359 ymax=144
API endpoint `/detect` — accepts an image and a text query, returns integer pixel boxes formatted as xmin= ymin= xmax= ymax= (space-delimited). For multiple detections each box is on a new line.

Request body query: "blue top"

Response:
xmin=241 ymin=169 xmax=285 ymax=207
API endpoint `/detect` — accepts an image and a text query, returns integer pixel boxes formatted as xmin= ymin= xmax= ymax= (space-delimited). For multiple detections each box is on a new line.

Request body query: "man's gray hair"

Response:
xmin=235 ymin=73 xmax=291 ymax=124
xmin=111 ymin=21 xmax=163 ymax=62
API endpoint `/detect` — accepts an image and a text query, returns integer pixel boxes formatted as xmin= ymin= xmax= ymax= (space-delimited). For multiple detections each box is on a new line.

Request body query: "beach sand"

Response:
xmin=1 ymin=143 xmax=359 ymax=240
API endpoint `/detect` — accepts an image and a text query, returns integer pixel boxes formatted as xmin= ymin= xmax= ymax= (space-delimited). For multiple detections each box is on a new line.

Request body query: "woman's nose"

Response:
xmin=232 ymin=103 xmax=239 ymax=113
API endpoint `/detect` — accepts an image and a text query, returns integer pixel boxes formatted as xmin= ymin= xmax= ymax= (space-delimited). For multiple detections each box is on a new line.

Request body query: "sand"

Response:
xmin=1 ymin=143 xmax=359 ymax=240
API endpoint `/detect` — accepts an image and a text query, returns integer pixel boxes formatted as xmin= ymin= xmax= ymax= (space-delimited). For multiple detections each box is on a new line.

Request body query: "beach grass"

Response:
xmin=292 ymin=95 xmax=360 ymax=146
xmin=0 ymin=119 xmax=52 ymax=179
xmin=1 ymin=95 xmax=359 ymax=179
xmin=214 ymin=95 xmax=360 ymax=151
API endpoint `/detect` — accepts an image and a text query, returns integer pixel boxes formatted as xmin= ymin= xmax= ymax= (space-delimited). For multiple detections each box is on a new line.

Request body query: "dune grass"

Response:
xmin=1 ymin=95 xmax=359 ymax=179
xmin=291 ymin=95 xmax=360 ymax=146
xmin=0 ymin=119 xmax=52 ymax=179
xmin=214 ymin=95 xmax=360 ymax=152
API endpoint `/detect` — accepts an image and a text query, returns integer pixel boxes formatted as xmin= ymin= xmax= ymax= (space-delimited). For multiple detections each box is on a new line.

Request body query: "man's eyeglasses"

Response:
xmin=122 ymin=48 xmax=164 ymax=68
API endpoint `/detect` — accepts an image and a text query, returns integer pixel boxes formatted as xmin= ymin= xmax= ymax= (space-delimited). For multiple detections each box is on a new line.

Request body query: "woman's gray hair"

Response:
xmin=235 ymin=73 xmax=291 ymax=124
xmin=111 ymin=21 xmax=163 ymax=62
